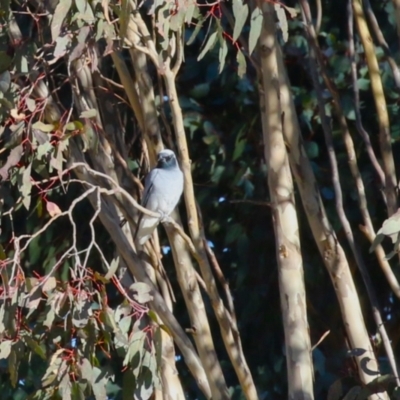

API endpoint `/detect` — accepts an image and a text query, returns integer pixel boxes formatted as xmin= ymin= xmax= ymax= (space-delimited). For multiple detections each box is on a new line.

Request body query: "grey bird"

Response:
xmin=135 ymin=149 xmax=184 ymax=245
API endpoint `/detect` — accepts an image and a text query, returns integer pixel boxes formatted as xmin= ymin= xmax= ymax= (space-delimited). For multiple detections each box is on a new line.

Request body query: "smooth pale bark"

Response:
xmin=164 ymin=68 xmax=258 ymax=399
xmin=275 ymin=22 xmax=387 ymax=400
xmin=166 ymin=219 xmax=230 ymax=399
xmin=127 ymin=35 xmax=186 ymax=400
xmin=126 ymin=6 xmax=257 ymax=397
xmin=259 ymin=5 xmax=314 ymax=400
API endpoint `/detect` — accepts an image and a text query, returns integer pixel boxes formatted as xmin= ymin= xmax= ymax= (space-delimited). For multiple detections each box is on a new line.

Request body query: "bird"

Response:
xmin=135 ymin=149 xmax=184 ymax=245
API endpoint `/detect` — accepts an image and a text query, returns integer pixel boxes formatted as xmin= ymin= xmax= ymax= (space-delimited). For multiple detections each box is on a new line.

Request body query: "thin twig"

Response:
xmin=172 ymin=28 xmax=184 ymax=78
xmin=230 ymin=199 xmax=272 ymax=207
xmin=315 ymin=0 xmax=322 ymax=34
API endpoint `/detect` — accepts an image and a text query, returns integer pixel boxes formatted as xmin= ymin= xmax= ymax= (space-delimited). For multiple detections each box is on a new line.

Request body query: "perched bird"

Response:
xmin=135 ymin=149 xmax=184 ymax=245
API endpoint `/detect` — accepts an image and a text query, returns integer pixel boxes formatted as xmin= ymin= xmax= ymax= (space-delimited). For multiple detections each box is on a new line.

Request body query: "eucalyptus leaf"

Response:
xmin=51 ymin=0 xmax=72 ymax=41
xmin=198 ymin=30 xmax=218 ymax=61
xmin=249 ymin=7 xmax=263 ymax=55
xmin=232 ymin=0 xmax=249 ymax=43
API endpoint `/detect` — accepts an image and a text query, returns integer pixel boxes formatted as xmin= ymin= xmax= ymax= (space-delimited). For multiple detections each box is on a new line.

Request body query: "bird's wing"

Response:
xmin=141 ymin=169 xmax=159 ymax=208
xmin=134 ymin=169 xmax=161 ymax=245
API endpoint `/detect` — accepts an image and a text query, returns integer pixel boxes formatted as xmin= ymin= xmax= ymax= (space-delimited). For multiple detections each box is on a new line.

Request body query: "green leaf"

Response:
xmin=184 ymin=1 xmax=198 ymax=24
xmin=233 ymin=137 xmax=246 ymax=161
xmin=0 ymin=52 xmax=12 ymax=74
xmin=0 ymin=244 xmax=5 ymax=260
xmin=28 ymin=236 xmax=41 ymax=266
xmin=123 ymin=370 xmax=136 ymax=400
xmin=187 ymin=17 xmax=204 ymax=45
xmin=123 ymin=330 xmax=146 ymax=368
xmin=154 ymin=327 xmax=162 ymax=371
xmin=32 ymin=121 xmax=55 ymax=132
xmin=357 ymin=78 xmax=370 ymax=91
xmin=80 ymin=109 xmax=97 ymax=118
xmin=0 ymin=305 xmax=5 ymax=333
xmin=203 ymin=135 xmax=217 ymax=145
xmin=59 ymin=366 xmax=72 ymax=400
xmin=15 ymin=52 xmax=28 ymax=74
xmin=72 ymin=299 xmax=92 ymax=328
xmin=304 ymin=141 xmax=319 ymax=159
xmin=211 ymin=165 xmax=225 ymax=184
xmin=198 ymin=30 xmax=218 ymax=61
xmin=327 ymin=378 xmax=344 ymax=400
xmin=65 ymin=121 xmax=79 ymax=130
xmin=21 ymin=163 xmax=32 ymax=210
xmin=51 ymin=0 xmax=72 ymax=41
xmin=43 ymin=277 xmax=57 ymax=292
xmin=203 ymin=120 xmax=216 ymax=136
xmin=0 ymin=70 xmax=11 ymax=93
xmin=249 ymin=6 xmax=263 ymax=55
xmin=189 ymin=83 xmax=210 ymax=99
xmin=21 ymin=335 xmax=46 ymax=359
xmin=225 ymin=223 xmax=243 ymax=245
xmin=8 ymin=347 xmax=18 ymax=387
xmin=275 ymin=4 xmax=288 ymax=42
xmin=362 ymin=374 xmax=396 ymax=395
xmin=101 ymin=307 xmax=118 ymax=331
xmin=92 ymin=366 xmax=108 ymax=400
xmin=0 ymin=340 xmax=12 ymax=359
xmin=71 ymin=382 xmax=85 ymax=400
xmin=42 ymin=355 xmax=63 ymax=387
xmin=25 ymin=98 xmax=36 ymax=112
xmin=218 ymin=37 xmax=228 ymax=74
xmin=118 ymin=316 xmax=132 ymax=335
xmin=75 ymin=0 xmax=95 ymax=21
xmin=380 ymin=216 xmax=400 ymax=236
xmin=130 ymin=282 xmax=153 ymax=303
xmin=237 ymin=48 xmax=247 ymax=78
xmin=147 ymin=310 xmax=158 ymax=324
xmin=50 ymin=146 xmax=64 ymax=172
xmin=104 ymin=256 xmax=119 ymax=280
xmin=232 ymin=0 xmax=249 ymax=42
xmin=342 ymin=386 xmax=361 ymax=400
xmin=170 ymin=8 xmax=185 ymax=31
xmin=37 ymin=141 xmax=54 ymax=158
xmin=54 ymin=35 xmax=71 ymax=58
xmin=26 ymin=286 xmax=42 ymax=315
xmin=159 ymin=324 xmax=172 ymax=336
xmin=96 ymin=18 xmax=105 ymax=42
xmin=80 ymin=358 xmax=92 ymax=383
xmin=135 ymin=365 xmax=155 ymax=399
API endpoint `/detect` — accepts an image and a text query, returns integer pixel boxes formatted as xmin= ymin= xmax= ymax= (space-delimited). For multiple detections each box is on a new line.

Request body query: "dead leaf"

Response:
xmin=10 ymin=109 xmax=26 ymax=121
xmin=46 ymin=201 xmax=62 ymax=217
xmin=0 ymin=145 xmax=23 ymax=180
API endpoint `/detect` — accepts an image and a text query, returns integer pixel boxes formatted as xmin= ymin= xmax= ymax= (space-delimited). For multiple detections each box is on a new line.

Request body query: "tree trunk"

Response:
xmin=275 ymin=20 xmax=387 ymax=399
xmin=259 ymin=4 xmax=314 ymax=399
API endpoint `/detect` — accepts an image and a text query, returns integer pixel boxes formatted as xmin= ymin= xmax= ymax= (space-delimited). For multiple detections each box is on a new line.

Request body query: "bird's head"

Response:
xmin=157 ymin=149 xmax=178 ymax=169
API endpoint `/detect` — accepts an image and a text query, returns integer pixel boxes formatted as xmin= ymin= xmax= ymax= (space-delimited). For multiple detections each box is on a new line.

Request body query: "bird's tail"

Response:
xmin=135 ymin=215 xmax=160 ymax=245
